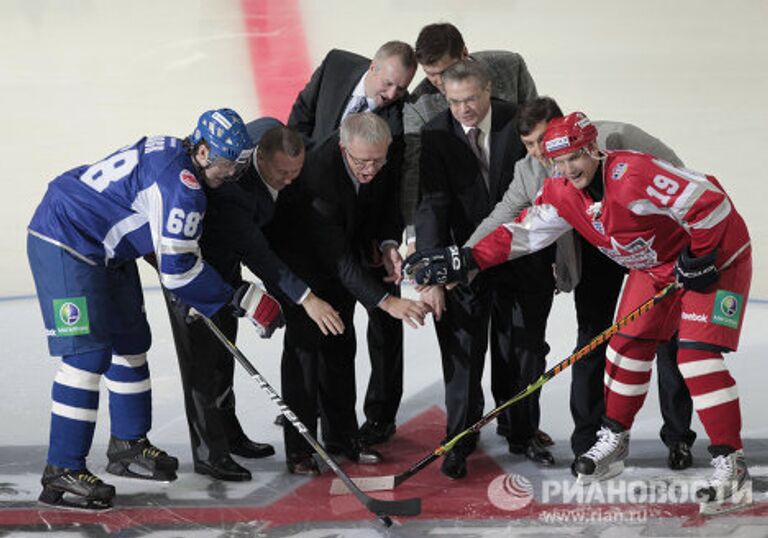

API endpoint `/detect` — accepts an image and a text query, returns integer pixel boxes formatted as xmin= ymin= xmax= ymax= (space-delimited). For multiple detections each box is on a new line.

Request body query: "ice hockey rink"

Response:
xmin=2 ymin=0 xmax=768 ymax=535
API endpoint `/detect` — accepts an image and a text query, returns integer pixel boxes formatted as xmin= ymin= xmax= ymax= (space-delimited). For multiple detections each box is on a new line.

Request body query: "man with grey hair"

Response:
xmin=288 ymin=42 xmax=417 ymax=445
xmin=415 ymin=60 xmax=554 ymax=479
xmin=268 ymin=112 xmax=428 ymax=475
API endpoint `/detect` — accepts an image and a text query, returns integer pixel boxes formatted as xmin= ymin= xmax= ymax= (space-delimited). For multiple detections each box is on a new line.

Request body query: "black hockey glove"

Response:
xmin=402 ymin=245 xmax=477 ymax=285
xmin=675 ymin=246 xmax=718 ymax=291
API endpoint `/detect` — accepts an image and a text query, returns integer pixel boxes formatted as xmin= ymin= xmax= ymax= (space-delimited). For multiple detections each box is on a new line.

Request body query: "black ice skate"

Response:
xmin=38 ymin=464 xmax=115 ymax=511
xmin=106 ymin=436 xmax=179 ymax=482
xmin=696 ymin=447 xmax=752 ymax=515
xmin=575 ymin=420 xmax=629 ymax=484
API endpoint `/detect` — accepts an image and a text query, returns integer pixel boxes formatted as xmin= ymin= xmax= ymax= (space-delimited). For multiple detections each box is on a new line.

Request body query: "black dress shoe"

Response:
xmin=230 ymin=437 xmax=276 ymax=459
xmin=327 ymin=441 xmax=383 ymax=465
xmin=194 ymin=455 xmax=252 ymax=481
xmin=535 ymin=429 xmax=555 ymax=448
xmin=525 ymin=436 xmax=555 ymax=466
xmin=441 ymin=451 xmax=467 ymax=479
xmin=667 ymin=441 xmax=693 ymax=470
xmin=286 ymin=454 xmax=320 ymax=476
xmin=358 ymin=421 xmax=396 ymax=445
xmin=507 ymin=438 xmax=526 ymax=455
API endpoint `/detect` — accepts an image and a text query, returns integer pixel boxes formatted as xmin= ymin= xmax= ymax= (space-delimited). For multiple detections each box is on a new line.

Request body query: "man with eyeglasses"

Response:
xmin=26 ymin=108 xmax=284 ymax=509
xmin=268 ymin=112 xmax=429 ymax=475
xmin=415 ymin=60 xmax=555 ymax=479
xmin=287 ymin=41 xmax=418 ymax=447
xmin=405 ymin=111 xmax=753 ymax=515
xmin=402 ymin=23 xmax=537 ymax=252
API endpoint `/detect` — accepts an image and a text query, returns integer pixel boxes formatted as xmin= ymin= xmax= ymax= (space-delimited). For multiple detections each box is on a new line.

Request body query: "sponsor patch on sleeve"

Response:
xmin=710 ymin=290 xmax=743 ymax=329
xmin=52 ymin=297 xmax=90 ymax=336
xmin=179 ymin=169 xmax=200 ymax=190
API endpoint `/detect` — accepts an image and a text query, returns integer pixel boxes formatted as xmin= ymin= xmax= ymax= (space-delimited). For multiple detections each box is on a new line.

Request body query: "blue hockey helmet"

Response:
xmin=191 ymin=108 xmax=253 ymax=161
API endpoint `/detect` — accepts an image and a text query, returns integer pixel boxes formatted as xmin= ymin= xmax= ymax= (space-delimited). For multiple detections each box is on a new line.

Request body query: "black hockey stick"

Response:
xmin=331 ymin=282 xmax=680 ymax=494
xmin=201 ymin=315 xmax=421 ymax=527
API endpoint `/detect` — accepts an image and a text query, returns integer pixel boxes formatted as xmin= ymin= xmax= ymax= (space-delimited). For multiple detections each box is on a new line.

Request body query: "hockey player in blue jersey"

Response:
xmin=26 ymin=108 xmax=284 ymax=510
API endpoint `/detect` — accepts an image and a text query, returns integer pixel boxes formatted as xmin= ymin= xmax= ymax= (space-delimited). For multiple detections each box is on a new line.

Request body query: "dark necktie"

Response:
xmin=467 ymin=127 xmax=489 ymax=188
xmin=343 ymin=95 xmax=368 ymax=121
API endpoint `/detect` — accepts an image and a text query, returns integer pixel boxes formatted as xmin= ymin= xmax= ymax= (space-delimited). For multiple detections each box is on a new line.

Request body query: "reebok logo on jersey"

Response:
xmin=682 ymin=311 xmax=708 ymax=323
xmin=611 ymin=162 xmax=628 ymax=180
xmin=179 ymin=169 xmax=200 ymax=190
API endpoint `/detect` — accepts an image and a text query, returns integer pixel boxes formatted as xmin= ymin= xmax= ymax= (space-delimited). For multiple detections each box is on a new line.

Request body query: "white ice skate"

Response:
xmin=697 ymin=449 xmax=752 ymax=515
xmin=575 ymin=424 xmax=629 ymax=485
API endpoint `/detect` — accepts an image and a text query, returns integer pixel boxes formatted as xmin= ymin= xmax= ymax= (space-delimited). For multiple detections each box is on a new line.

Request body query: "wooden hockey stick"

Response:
xmin=330 ymin=282 xmax=680 ymax=495
xmin=201 ymin=316 xmax=421 ymax=526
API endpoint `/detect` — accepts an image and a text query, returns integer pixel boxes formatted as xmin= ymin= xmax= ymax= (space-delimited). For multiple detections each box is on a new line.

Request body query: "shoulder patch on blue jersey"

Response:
xmin=180 ymin=169 xmax=200 ymax=190
xmin=611 ymin=162 xmax=628 ymax=180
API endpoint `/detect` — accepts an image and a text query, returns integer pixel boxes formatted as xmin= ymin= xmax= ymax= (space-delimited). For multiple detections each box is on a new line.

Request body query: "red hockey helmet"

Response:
xmin=542 ymin=111 xmax=598 ymax=159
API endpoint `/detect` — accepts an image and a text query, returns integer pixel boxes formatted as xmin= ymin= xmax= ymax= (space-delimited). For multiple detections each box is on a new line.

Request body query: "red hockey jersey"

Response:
xmin=472 ymin=150 xmax=750 ymax=282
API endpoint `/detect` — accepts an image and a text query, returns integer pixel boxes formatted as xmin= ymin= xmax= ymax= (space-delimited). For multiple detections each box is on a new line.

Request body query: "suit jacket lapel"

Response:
xmin=253 ymin=171 xmax=276 ymax=226
xmin=333 ymin=64 xmax=369 ymax=128
xmin=488 ymin=106 xmax=508 ymax=202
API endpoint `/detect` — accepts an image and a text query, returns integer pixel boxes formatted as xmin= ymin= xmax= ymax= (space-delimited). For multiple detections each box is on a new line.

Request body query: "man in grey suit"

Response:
xmin=466 ymin=97 xmax=697 ymax=474
xmin=402 ymin=22 xmax=538 ymax=249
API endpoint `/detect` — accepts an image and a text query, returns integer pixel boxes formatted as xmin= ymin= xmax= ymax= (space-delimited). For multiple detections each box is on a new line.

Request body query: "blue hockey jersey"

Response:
xmin=29 ymin=136 xmax=233 ymax=316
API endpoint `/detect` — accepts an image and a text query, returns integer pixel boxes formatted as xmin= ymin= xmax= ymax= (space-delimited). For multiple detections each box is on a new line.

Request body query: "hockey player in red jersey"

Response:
xmin=404 ymin=111 xmax=752 ymax=514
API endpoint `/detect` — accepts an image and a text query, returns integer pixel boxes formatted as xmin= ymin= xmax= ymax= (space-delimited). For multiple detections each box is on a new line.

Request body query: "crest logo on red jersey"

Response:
xmin=597 ymin=236 xmax=658 ymax=270
xmin=179 ymin=169 xmax=200 ymax=190
xmin=611 ymin=162 xmax=628 ymax=180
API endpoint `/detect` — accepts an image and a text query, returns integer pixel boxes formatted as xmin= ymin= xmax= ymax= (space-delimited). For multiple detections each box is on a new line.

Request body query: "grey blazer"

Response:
xmin=401 ymin=50 xmax=537 ymax=234
xmin=465 ymin=120 xmax=684 ymax=292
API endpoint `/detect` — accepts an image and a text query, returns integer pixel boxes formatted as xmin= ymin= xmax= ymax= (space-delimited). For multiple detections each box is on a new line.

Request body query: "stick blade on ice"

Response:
xmin=330 ymin=475 xmax=396 ymax=495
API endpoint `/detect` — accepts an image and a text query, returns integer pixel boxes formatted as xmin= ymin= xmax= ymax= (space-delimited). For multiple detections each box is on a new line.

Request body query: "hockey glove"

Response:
xmin=675 ymin=246 xmax=718 ymax=291
xmin=402 ymin=245 xmax=477 ymax=285
xmin=231 ymin=282 xmax=285 ymax=338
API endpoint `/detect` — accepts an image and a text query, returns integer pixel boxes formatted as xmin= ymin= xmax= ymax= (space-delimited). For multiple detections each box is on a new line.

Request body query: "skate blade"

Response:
xmin=39 ymin=490 xmax=113 ymax=512
xmin=107 ymin=462 xmax=177 ymax=483
xmin=699 ymin=482 xmax=753 ymax=516
xmin=576 ymin=460 xmax=624 ymax=485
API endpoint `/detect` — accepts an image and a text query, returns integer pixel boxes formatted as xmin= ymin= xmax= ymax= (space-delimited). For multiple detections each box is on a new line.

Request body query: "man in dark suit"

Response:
xmin=287 ymin=42 xmax=417 ymax=445
xmin=164 ymin=122 xmax=345 ymax=480
xmin=415 ymin=61 xmax=556 ymax=479
xmin=267 ymin=113 xmax=429 ymax=474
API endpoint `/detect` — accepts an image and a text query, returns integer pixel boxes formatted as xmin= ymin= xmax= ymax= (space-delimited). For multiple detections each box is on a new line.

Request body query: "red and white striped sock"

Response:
xmin=603 ymin=335 xmax=657 ymax=429
xmin=678 ymin=347 xmax=742 ymax=450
